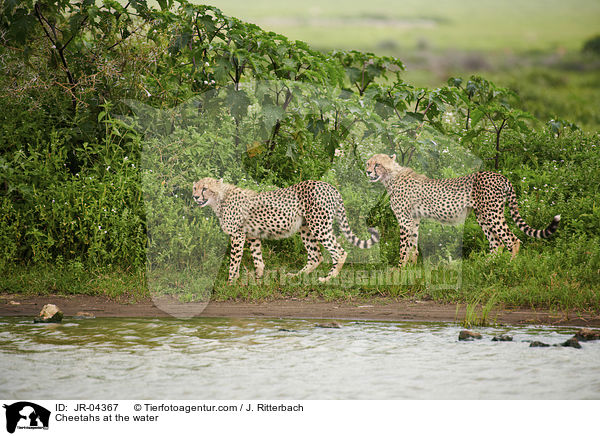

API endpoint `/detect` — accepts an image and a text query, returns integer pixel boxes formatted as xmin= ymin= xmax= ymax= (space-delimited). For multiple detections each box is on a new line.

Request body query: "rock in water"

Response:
xmin=34 ymin=304 xmax=63 ymax=323
xmin=573 ymin=328 xmax=600 ymax=342
xmin=492 ymin=334 xmax=513 ymax=342
xmin=529 ymin=341 xmax=550 ymax=347
xmin=458 ymin=330 xmax=482 ymax=341
xmin=316 ymin=322 xmax=342 ymax=329
xmin=74 ymin=311 xmax=95 ymax=319
xmin=559 ymin=338 xmax=582 ymax=349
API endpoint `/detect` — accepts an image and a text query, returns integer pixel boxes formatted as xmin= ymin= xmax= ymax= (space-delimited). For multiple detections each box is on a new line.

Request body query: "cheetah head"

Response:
xmin=365 ymin=154 xmax=402 ymax=182
xmin=192 ymin=177 xmax=224 ymax=208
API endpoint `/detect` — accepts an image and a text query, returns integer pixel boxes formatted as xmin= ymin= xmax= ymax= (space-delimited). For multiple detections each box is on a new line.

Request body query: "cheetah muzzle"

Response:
xmin=366 ymin=164 xmax=382 ymax=182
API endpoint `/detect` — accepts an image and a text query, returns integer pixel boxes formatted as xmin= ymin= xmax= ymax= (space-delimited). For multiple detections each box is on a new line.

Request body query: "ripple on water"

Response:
xmin=0 ymin=317 xmax=599 ymax=399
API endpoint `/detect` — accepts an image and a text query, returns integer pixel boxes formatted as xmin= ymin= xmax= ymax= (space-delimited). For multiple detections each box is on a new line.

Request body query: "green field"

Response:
xmin=198 ymin=0 xmax=600 ymax=52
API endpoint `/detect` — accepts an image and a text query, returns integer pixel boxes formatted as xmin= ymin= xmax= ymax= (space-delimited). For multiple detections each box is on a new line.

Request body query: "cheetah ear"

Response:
xmin=218 ymin=178 xmax=223 ymax=184
xmin=390 ymin=154 xmax=396 ymax=161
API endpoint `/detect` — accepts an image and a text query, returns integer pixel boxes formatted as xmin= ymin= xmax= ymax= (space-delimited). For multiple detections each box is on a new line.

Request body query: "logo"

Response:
xmin=3 ymin=402 xmax=50 ymax=434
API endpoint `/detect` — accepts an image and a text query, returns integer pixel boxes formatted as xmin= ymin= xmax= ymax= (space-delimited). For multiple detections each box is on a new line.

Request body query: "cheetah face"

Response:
xmin=366 ymin=154 xmax=396 ymax=182
xmin=192 ymin=182 xmax=210 ymax=207
xmin=366 ymin=163 xmax=383 ymax=182
xmin=192 ymin=178 xmax=221 ymax=208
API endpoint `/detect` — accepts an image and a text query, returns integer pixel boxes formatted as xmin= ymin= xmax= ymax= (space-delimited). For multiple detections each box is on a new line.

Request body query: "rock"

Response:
xmin=33 ymin=304 xmax=63 ymax=323
xmin=492 ymin=334 xmax=513 ymax=342
xmin=559 ymin=338 xmax=582 ymax=349
xmin=573 ymin=328 xmax=600 ymax=342
xmin=316 ymin=322 xmax=342 ymax=329
xmin=458 ymin=330 xmax=482 ymax=341
xmin=529 ymin=341 xmax=550 ymax=347
xmin=74 ymin=311 xmax=95 ymax=320
xmin=75 ymin=311 xmax=95 ymax=319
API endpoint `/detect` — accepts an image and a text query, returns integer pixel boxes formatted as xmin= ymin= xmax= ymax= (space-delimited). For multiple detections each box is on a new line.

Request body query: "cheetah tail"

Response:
xmin=508 ymin=183 xmax=560 ymax=239
xmin=336 ymin=202 xmax=380 ymax=249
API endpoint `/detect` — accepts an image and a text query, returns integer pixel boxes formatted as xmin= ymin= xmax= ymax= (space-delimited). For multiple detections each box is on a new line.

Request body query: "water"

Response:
xmin=0 ymin=317 xmax=599 ymax=399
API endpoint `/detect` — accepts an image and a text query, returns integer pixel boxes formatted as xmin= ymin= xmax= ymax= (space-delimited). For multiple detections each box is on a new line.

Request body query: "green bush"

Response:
xmin=582 ymin=35 xmax=600 ymax=55
xmin=0 ymin=0 xmax=598 ymax=309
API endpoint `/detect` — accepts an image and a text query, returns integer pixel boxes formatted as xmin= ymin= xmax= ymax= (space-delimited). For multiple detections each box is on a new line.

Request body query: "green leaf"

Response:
xmin=307 ymin=119 xmax=327 ymax=136
xmin=168 ymin=31 xmax=192 ymax=55
xmin=285 ymin=142 xmax=297 ymax=160
xmin=261 ymin=104 xmax=285 ymax=131
xmin=466 ymin=80 xmax=480 ymax=97
xmin=404 ymin=112 xmax=424 ymax=123
xmin=225 ymin=89 xmax=251 ymax=121
xmin=448 ymin=77 xmax=463 ymax=88
xmin=365 ymin=63 xmax=384 ymax=81
xmin=129 ymin=0 xmax=149 ymax=15
xmin=345 ymin=67 xmax=362 ymax=85
xmin=470 ymin=108 xmax=485 ymax=127
xmin=461 ymin=128 xmax=483 ymax=143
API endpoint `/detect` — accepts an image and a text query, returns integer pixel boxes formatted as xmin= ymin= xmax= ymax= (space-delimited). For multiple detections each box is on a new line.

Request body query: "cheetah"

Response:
xmin=365 ymin=154 xmax=560 ymax=266
xmin=193 ymin=178 xmax=379 ymax=283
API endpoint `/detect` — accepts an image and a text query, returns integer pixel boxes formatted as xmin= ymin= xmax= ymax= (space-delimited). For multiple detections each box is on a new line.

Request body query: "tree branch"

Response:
xmin=34 ymin=3 xmax=77 ymax=109
xmin=414 ymin=95 xmax=423 ymax=112
xmin=62 ymin=15 xmax=88 ymax=50
xmin=405 ymin=146 xmax=416 ymax=165
xmin=106 ymin=21 xmax=145 ymax=51
xmin=34 ymin=4 xmax=57 ymax=47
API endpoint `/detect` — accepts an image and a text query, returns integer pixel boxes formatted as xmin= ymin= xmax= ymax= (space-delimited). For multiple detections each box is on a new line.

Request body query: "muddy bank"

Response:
xmin=1 ymin=294 xmax=599 ymax=327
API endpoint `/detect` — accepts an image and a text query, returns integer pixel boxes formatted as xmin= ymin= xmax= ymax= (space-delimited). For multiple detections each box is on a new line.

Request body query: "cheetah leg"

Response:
xmin=511 ymin=238 xmax=521 ymax=258
xmin=248 ymin=238 xmax=265 ymax=279
xmin=227 ymin=233 xmax=246 ymax=284
xmin=397 ymin=223 xmax=412 ymax=268
xmin=287 ymin=226 xmax=323 ymax=277
xmin=318 ymin=232 xmax=347 ymax=282
xmin=475 ymin=210 xmax=502 ymax=253
xmin=489 ymin=218 xmax=521 ymax=259
xmin=484 ymin=225 xmax=503 ymax=253
xmin=408 ymin=219 xmax=420 ymax=264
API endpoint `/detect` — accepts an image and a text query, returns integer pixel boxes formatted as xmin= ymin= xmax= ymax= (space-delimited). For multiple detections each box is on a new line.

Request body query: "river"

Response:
xmin=1 ymin=317 xmax=598 ymax=399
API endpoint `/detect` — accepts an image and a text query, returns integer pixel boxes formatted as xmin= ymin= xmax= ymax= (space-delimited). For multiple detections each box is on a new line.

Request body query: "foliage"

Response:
xmin=331 ymin=50 xmax=404 ymax=95
xmin=0 ymin=0 xmax=598 ymax=310
xmin=582 ymin=34 xmax=600 ymax=55
xmin=0 ymin=109 xmax=146 ymax=269
xmin=447 ymin=76 xmax=535 ymax=169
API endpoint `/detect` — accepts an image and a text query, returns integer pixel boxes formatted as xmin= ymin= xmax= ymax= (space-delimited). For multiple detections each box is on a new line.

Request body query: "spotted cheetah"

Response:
xmin=193 ymin=178 xmax=380 ymax=283
xmin=365 ymin=154 xmax=560 ymax=266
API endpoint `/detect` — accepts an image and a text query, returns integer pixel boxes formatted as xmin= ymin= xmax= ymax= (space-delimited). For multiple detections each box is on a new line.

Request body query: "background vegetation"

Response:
xmin=207 ymin=0 xmax=600 ymax=132
xmin=0 ymin=0 xmax=598 ymax=312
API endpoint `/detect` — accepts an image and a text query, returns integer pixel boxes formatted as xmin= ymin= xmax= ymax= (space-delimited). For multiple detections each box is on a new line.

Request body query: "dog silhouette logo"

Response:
xmin=3 ymin=402 xmax=50 ymax=433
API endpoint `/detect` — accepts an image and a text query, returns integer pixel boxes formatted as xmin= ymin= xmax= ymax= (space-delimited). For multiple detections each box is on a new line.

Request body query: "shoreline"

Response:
xmin=1 ymin=294 xmax=600 ymax=327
